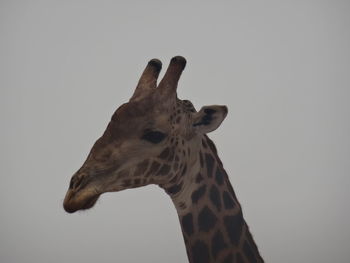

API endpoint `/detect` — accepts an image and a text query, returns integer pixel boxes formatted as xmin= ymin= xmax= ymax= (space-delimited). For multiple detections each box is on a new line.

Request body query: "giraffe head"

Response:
xmin=63 ymin=56 xmax=228 ymax=213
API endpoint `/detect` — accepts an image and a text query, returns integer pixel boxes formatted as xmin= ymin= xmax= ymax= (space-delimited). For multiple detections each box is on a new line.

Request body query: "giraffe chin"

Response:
xmin=63 ymin=189 xmax=100 ymax=213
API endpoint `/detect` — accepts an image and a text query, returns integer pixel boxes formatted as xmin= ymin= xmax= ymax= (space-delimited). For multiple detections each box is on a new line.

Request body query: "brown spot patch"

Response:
xmin=224 ymin=214 xmax=244 ymax=246
xmin=157 ymin=164 xmax=171 ymax=176
xmin=205 ymin=153 xmax=215 ymax=177
xmin=181 ymin=164 xmax=187 ymax=176
xmin=148 ymin=161 xmax=161 ymax=176
xmin=195 ymin=173 xmax=203 ymax=183
xmin=123 ymin=179 xmax=131 ymax=187
xmin=158 ymin=148 xmax=170 ymax=159
xmin=134 ymin=179 xmax=141 ymax=185
xmin=170 ymin=174 xmax=179 ymax=183
xmin=202 ymin=139 xmax=208 ymax=149
xmin=198 ymin=206 xmax=217 ymax=232
xmin=191 ymin=185 xmax=207 ymax=204
xmin=199 ymin=151 xmax=204 ymax=168
xmin=134 ymin=159 xmax=149 ymax=176
xmin=167 ymin=148 xmax=175 ymax=161
xmin=165 ymin=181 xmax=183 ymax=195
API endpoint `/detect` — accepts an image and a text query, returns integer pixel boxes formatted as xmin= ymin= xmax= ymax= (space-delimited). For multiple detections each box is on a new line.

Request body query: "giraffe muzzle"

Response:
xmin=63 ymin=188 xmax=100 ymax=213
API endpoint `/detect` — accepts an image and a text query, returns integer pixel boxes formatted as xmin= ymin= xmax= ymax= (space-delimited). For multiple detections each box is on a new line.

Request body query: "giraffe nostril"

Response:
xmin=69 ymin=174 xmax=84 ymax=189
xmin=69 ymin=178 xmax=74 ymax=189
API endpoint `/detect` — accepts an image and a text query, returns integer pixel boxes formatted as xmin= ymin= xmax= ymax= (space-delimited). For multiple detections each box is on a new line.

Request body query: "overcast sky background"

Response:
xmin=1 ymin=1 xmax=350 ymax=262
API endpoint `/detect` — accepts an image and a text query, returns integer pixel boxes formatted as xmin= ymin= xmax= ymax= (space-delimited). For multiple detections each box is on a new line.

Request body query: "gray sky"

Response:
xmin=1 ymin=1 xmax=350 ymax=262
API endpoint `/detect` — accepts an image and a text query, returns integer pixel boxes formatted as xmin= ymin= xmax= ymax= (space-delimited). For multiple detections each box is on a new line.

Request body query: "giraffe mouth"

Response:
xmin=63 ymin=189 xmax=100 ymax=213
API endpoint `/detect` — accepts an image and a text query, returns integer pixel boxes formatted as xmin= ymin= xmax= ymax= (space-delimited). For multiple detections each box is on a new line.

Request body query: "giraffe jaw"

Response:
xmin=63 ymin=188 xmax=100 ymax=213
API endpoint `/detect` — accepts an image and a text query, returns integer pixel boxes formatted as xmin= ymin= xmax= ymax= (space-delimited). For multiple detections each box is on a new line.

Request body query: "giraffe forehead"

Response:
xmin=112 ymin=101 xmax=154 ymax=121
xmin=110 ymin=98 xmax=196 ymax=124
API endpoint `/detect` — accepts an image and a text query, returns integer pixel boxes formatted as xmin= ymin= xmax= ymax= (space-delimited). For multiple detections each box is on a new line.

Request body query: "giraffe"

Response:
xmin=63 ymin=56 xmax=264 ymax=263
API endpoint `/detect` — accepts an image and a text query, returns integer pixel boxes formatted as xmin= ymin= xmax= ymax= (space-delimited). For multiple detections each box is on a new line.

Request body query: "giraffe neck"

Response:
xmin=161 ymin=136 xmax=264 ymax=263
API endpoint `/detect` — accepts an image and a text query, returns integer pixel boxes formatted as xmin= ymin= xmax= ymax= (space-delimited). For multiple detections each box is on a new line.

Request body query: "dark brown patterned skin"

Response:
xmin=172 ymin=136 xmax=264 ymax=263
xmin=63 ymin=56 xmax=264 ymax=262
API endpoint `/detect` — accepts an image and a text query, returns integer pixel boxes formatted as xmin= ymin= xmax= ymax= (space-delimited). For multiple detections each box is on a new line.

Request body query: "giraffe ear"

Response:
xmin=192 ymin=105 xmax=228 ymax=134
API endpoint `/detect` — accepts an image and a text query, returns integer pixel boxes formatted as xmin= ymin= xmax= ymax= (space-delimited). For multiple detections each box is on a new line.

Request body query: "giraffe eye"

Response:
xmin=142 ymin=130 xmax=167 ymax=144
